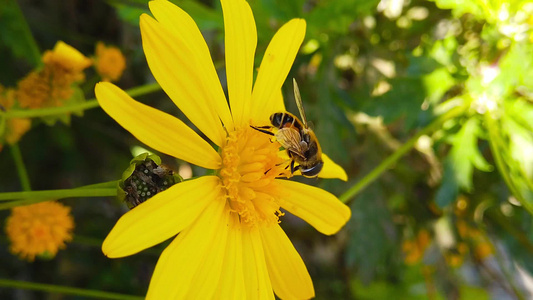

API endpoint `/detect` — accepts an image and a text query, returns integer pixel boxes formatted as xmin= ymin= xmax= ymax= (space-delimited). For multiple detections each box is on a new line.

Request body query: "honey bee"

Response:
xmin=252 ymin=79 xmax=323 ymax=177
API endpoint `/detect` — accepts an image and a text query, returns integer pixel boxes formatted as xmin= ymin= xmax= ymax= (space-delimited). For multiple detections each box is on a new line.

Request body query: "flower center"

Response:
xmin=219 ymin=126 xmax=289 ymax=227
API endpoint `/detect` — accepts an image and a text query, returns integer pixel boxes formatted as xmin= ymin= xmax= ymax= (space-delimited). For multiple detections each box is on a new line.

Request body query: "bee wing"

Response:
xmin=275 ymin=128 xmax=305 ymax=156
xmin=293 ymin=78 xmax=308 ymax=128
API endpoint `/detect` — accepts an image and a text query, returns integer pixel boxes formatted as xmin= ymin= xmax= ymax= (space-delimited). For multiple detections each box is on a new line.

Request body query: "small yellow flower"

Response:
xmin=0 ymin=84 xmax=15 ymax=108
xmin=5 ymin=201 xmax=75 ymax=262
xmin=0 ymin=86 xmax=31 ymax=146
xmin=95 ymin=0 xmax=350 ymax=299
xmin=4 ymin=118 xmax=31 ymax=144
xmin=17 ymin=41 xmax=91 ymax=109
xmin=43 ymin=41 xmax=92 ymax=73
xmin=94 ymin=42 xmax=126 ymax=82
xmin=445 ymin=242 xmax=468 ymax=267
xmin=402 ymin=229 xmax=431 ymax=265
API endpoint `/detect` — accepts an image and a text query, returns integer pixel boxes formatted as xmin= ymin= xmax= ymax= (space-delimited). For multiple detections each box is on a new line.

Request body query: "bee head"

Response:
xmin=270 ymin=113 xmax=284 ymax=128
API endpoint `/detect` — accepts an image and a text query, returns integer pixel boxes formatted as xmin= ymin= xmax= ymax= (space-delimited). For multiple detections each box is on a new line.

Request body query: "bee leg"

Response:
xmin=290 ymin=160 xmax=298 ymax=174
xmin=250 ymin=125 xmax=275 ymax=136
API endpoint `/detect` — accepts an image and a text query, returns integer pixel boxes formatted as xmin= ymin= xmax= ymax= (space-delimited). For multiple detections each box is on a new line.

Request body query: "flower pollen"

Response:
xmin=17 ymin=41 xmax=91 ymax=109
xmin=5 ymin=201 xmax=75 ymax=261
xmin=94 ymin=42 xmax=126 ymax=82
xmin=220 ymin=126 xmax=289 ymax=227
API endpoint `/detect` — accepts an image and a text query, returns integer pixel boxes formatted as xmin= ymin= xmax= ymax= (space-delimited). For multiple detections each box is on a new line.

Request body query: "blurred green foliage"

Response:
xmin=1 ymin=0 xmax=533 ymax=299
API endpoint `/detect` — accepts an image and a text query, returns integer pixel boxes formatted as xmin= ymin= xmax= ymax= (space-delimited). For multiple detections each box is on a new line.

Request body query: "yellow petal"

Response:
xmin=102 ymin=176 xmax=221 ymax=258
xmin=146 ymin=198 xmax=228 ymax=299
xmin=147 ymin=0 xmax=233 ymax=133
xmin=95 ymin=82 xmax=221 ymax=169
xmin=282 ymin=151 xmax=348 ymax=181
xmin=242 ymin=226 xmax=275 ymax=300
xmin=260 ymin=225 xmax=314 ymax=300
xmin=250 ymin=19 xmax=306 ymax=123
xmin=277 ymin=180 xmax=351 ymax=235
xmin=319 ymin=153 xmax=348 ymax=181
xmin=221 ymin=0 xmax=257 ymax=127
xmin=269 ymin=89 xmax=285 ymax=117
xmin=140 ymin=13 xmax=229 ymax=146
xmin=215 ymin=214 xmax=246 ymax=299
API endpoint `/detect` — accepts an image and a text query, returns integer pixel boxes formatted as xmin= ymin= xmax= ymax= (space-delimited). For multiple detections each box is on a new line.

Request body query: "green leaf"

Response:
xmin=346 ymin=185 xmax=399 ymax=282
xmin=175 ymin=0 xmax=222 ymax=31
xmin=362 ymin=77 xmax=428 ymax=130
xmin=435 ymin=158 xmax=459 ymax=208
xmin=429 ymin=35 xmax=459 ymax=68
xmin=501 ymin=111 xmax=533 ymax=180
xmin=0 ymin=0 xmax=41 ymax=67
xmin=306 ymin=0 xmax=380 ymax=37
xmin=429 ymin=0 xmax=488 ymax=20
xmin=485 ymin=113 xmax=533 ymax=215
xmin=505 ymin=98 xmax=533 ymax=133
xmin=498 ymin=42 xmax=533 ymax=93
xmin=450 ymin=117 xmax=492 ymax=191
xmin=110 ymin=0 xmax=223 ymax=31
xmin=111 ymin=2 xmax=148 ymax=27
xmin=422 ymin=68 xmax=456 ymax=105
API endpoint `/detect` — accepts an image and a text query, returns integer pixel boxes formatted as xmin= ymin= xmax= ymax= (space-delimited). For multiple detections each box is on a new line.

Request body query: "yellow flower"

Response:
xmin=0 ymin=86 xmax=31 ymax=147
xmin=42 ymin=41 xmax=92 ymax=73
xmin=95 ymin=0 xmax=350 ymax=299
xmin=17 ymin=41 xmax=91 ymax=109
xmin=402 ymin=229 xmax=431 ymax=265
xmin=5 ymin=201 xmax=75 ymax=262
xmin=94 ymin=42 xmax=126 ymax=82
xmin=4 ymin=118 xmax=31 ymax=144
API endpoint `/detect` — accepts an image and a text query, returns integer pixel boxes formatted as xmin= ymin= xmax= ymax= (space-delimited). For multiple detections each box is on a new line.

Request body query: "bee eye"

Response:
xmin=270 ymin=113 xmax=283 ymax=127
xmin=282 ymin=114 xmax=294 ymax=126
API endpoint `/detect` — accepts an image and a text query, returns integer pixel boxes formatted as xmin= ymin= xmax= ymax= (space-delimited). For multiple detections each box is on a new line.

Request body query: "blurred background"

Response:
xmin=1 ymin=0 xmax=533 ymax=298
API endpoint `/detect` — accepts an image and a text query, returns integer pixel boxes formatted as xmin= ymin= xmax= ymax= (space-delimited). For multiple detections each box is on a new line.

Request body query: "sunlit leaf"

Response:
xmin=501 ymin=111 xmax=533 ymax=179
xmin=450 ymin=117 xmax=491 ymax=191
xmin=430 ymin=0 xmax=487 ymax=20
xmin=422 ymin=68 xmax=455 ymax=104
xmin=486 ymin=114 xmax=533 ymax=215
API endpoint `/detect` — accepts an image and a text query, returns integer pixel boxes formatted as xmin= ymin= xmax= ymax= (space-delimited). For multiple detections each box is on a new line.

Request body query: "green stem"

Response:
xmin=10 ymin=143 xmax=31 ymax=191
xmin=0 ymin=187 xmax=116 ymax=202
xmin=0 ymin=278 xmax=143 ymax=300
xmin=79 ymin=180 xmax=119 ymax=189
xmin=0 ymin=181 xmax=118 ymax=209
xmin=121 ymin=81 xmax=162 ymax=98
xmin=5 ymin=82 xmax=161 ymax=119
xmin=339 ymin=104 xmax=467 ymax=203
xmin=7 ymin=100 xmax=100 ymax=119
xmin=484 ymin=114 xmax=533 ymax=215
